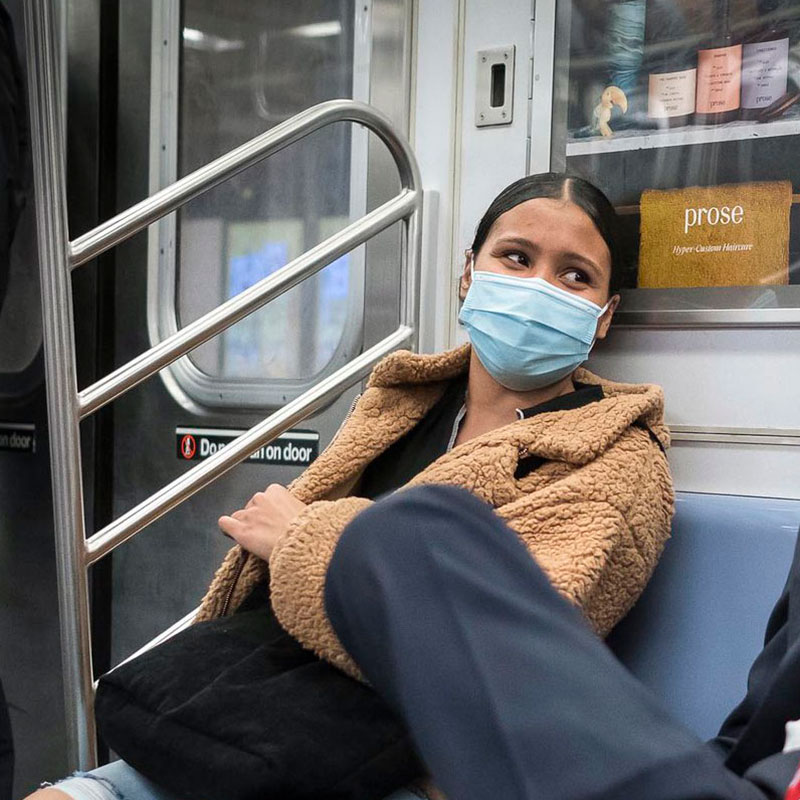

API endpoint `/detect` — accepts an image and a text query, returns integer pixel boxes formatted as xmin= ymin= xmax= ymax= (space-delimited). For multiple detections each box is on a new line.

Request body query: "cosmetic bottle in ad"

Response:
xmin=740 ymin=0 xmax=790 ymax=119
xmin=695 ymin=0 xmax=742 ymax=124
xmin=645 ymin=0 xmax=696 ymax=128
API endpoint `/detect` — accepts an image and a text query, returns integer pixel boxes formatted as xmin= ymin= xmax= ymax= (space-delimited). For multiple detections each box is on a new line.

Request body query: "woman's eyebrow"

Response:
xmin=493 ymin=235 xmax=538 ymax=251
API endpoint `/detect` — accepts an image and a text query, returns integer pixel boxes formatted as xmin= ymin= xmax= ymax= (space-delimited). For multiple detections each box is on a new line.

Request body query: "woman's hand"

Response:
xmin=218 ymin=484 xmax=307 ymax=561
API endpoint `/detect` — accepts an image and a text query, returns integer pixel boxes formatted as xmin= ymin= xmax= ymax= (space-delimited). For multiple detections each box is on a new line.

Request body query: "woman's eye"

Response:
xmin=505 ymin=252 xmax=529 ymax=267
xmin=562 ymin=269 xmax=590 ymax=285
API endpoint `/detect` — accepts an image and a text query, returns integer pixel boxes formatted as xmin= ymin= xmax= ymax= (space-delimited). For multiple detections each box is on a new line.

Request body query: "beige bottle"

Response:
xmin=645 ymin=2 xmax=697 ymax=128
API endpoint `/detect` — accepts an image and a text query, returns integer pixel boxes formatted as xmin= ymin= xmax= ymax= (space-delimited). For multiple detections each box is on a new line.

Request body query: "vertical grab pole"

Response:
xmin=24 ymin=0 xmax=97 ymax=768
xmin=402 ymin=205 xmax=423 ymax=349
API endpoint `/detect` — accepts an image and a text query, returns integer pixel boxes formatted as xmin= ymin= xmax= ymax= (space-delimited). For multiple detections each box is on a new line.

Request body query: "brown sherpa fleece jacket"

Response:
xmin=196 ymin=344 xmax=674 ymax=680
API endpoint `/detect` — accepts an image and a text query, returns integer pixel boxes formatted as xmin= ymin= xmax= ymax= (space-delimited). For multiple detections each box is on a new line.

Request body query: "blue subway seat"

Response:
xmin=609 ymin=492 xmax=800 ymax=741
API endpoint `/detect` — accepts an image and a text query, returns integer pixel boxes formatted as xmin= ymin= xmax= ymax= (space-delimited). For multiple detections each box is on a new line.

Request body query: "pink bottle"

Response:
xmin=695 ymin=0 xmax=742 ymax=124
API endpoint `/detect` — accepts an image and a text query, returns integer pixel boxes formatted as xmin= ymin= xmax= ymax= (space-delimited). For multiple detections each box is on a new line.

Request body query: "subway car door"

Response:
xmin=106 ymin=0 xmax=413 ymax=677
xmin=4 ymin=1 xmax=413 ymax=792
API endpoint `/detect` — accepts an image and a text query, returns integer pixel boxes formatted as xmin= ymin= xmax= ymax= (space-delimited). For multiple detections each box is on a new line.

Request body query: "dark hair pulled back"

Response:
xmin=470 ymin=172 xmax=624 ymax=294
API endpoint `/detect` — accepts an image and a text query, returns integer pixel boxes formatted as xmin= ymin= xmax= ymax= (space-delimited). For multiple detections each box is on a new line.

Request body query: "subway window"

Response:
xmin=0 ymin=2 xmax=39 ymax=398
xmin=151 ymin=0 xmax=367 ymax=407
xmin=0 ymin=204 xmax=41 ymax=393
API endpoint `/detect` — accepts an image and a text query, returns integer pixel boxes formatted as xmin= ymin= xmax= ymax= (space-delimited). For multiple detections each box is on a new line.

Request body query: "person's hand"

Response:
xmin=218 ymin=484 xmax=307 ymax=561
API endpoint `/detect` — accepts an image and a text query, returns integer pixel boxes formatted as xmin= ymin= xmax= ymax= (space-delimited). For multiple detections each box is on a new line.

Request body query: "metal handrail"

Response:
xmin=25 ymin=0 xmax=422 ymax=770
xmin=68 ymin=100 xmax=417 ymax=268
xmin=84 ymin=328 xmax=413 ymax=565
xmin=78 ymin=192 xmax=415 ymax=419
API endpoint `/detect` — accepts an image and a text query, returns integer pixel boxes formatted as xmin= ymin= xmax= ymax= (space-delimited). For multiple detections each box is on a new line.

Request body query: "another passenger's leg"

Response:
xmin=325 ymin=485 xmax=765 ymax=800
xmin=26 ymin=760 xmax=181 ymax=800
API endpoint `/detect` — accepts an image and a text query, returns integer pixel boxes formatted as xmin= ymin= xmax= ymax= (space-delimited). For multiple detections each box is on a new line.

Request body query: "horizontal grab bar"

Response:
xmin=85 ymin=326 xmax=414 ymax=565
xmin=78 ymin=191 xmax=417 ymax=419
xmin=69 ymin=99 xmax=420 ymax=269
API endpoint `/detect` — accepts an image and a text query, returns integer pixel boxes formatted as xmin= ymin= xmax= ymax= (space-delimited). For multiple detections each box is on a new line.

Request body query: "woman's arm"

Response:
xmin=215 ymin=486 xmax=371 ymax=678
xmin=232 ymin=427 xmax=672 ymax=675
xmin=496 ymin=429 xmax=673 ymax=636
xmin=269 ymin=495 xmax=375 ymax=679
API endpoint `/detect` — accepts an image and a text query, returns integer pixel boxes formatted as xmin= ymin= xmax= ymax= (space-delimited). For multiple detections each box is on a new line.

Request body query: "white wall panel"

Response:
xmin=668 ymin=440 xmax=800 ymax=501
xmin=588 ymin=328 xmax=800 ymax=500
xmin=412 ymin=0 xmax=460 ymax=353
xmin=588 ymin=328 xmax=800 ymax=431
xmin=450 ymin=0 xmax=533 ymax=345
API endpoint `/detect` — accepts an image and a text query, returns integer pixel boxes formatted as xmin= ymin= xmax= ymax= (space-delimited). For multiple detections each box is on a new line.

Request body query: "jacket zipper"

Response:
xmin=327 ymin=392 xmax=361 ymax=450
xmin=220 ymin=549 xmax=249 ymax=617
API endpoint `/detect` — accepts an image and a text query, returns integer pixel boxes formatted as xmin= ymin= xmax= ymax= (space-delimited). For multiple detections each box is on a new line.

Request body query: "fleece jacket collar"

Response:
xmin=368 ymin=344 xmax=668 ymax=461
xmin=291 ymin=345 xmax=669 ymax=505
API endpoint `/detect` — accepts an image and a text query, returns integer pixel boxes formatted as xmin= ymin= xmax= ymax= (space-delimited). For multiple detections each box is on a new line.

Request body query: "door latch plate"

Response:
xmin=475 ymin=45 xmax=515 ymax=127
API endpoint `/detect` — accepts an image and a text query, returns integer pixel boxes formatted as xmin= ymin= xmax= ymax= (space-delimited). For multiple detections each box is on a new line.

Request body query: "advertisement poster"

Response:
xmin=638 ymin=181 xmax=792 ymax=289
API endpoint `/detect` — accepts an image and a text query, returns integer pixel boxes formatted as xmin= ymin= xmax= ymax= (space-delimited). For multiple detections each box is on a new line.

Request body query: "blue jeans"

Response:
xmin=53 ymin=760 xmax=423 ymax=800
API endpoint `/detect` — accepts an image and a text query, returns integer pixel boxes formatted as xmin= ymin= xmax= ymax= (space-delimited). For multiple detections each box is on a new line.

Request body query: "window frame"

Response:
xmin=146 ymin=0 xmax=372 ymax=412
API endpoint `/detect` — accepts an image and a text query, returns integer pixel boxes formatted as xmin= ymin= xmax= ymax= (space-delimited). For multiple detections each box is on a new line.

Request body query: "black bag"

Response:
xmin=95 ymin=583 xmax=423 ymax=800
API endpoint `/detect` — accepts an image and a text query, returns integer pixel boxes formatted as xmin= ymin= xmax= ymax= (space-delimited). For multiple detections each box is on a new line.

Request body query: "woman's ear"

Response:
xmin=595 ymin=294 xmax=620 ymax=340
xmin=458 ymin=250 xmax=473 ymax=302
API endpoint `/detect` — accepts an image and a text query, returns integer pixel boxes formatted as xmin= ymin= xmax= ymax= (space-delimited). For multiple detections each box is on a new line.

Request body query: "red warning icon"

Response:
xmin=180 ymin=434 xmax=197 ymax=460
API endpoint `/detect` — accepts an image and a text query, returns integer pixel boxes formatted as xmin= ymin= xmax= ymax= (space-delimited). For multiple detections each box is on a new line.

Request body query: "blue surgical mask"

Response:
xmin=458 ymin=262 xmax=611 ymax=392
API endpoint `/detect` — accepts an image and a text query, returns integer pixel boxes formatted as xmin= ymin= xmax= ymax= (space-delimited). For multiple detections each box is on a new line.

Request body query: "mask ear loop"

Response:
xmin=458 ymin=250 xmax=474 ymax=307
xmin=590 ymin=297 xmax=615 ymax=345
xmin=464 ymin=249 xmax=474 ymax=282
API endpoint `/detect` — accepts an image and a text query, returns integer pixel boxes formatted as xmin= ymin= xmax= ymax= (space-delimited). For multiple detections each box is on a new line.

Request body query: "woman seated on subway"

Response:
xmin=31 ymin=173 xmax=673 ymax=800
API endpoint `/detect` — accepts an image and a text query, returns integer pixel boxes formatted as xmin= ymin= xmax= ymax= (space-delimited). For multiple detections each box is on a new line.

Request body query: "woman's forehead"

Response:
xmin=491 ymin=197 xmax=588 ymax=232
xmin=488 ymin=198 xmax=611 ymax=266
